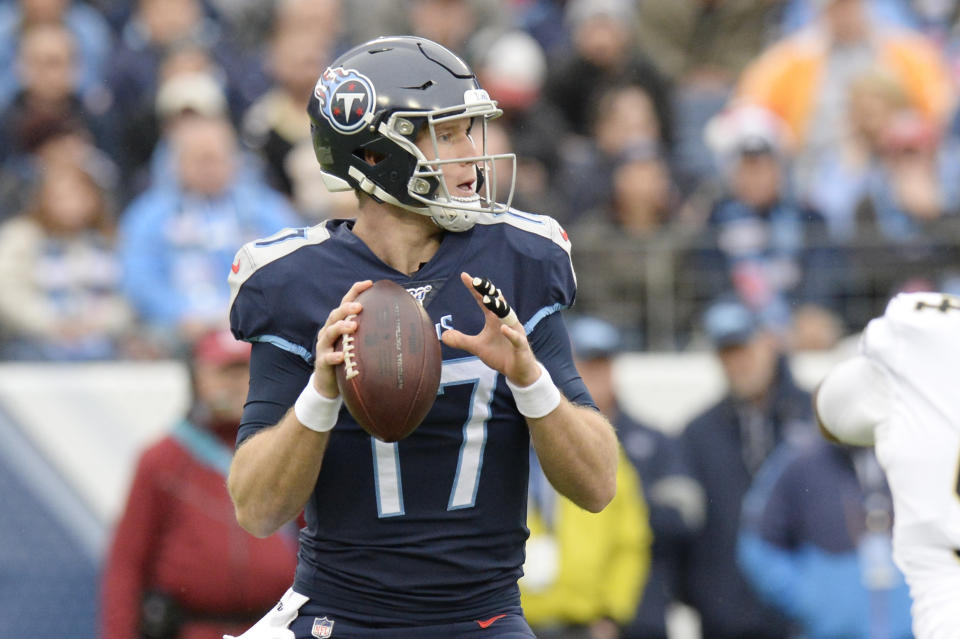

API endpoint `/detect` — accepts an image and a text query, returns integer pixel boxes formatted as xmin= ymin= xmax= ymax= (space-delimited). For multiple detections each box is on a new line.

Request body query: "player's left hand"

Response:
xmin=440 ymin=272 xmax=542 ymax=386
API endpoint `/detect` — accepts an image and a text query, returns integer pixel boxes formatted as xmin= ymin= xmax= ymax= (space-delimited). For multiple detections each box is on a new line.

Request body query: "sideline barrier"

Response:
xmin=0 ymin=348 xmax=851 ymax=531
xmin=0 ymin=361 xmax=189 ymax=531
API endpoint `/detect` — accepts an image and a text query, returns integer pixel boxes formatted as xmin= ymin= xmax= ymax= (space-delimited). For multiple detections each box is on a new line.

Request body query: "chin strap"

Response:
xmin=347 ymin=165 xmax=482 ymax=232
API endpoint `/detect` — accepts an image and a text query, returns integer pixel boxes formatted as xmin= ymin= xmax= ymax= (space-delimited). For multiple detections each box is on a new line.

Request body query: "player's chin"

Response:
xmin=445 ymin=194 xmax=477 ymax=207
xmin=449 ymin=180 xmax=478 ymax=199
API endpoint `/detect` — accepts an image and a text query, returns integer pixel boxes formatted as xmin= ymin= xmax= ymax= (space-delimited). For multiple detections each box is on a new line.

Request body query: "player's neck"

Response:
xmin=353 ymin=203 xmax=444 ymax=275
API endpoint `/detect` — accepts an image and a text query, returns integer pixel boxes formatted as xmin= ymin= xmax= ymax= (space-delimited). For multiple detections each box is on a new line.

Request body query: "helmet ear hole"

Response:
xmin=356 ymin=148 xmax=387 ymax=167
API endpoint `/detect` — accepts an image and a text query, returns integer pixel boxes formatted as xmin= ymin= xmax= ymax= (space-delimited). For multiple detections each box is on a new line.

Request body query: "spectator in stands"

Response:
xmin=0 ymin=23 xmax=111 ymax=166
xmin=347 ymin=0 xmax=508 ymax=62
xmin=112 ymin=41 xmax=234 ymax=198
xmin=633 ymin=0 xmax=772 ymax=188
xmin=797 ymin=65 xmax=960 ymax=315
xmin=0 ymin=0 xmax=113 ymax=111
xmin=857 ymin=110 xmax=959 ymax=240
xmin=678 ymin=297 xmax=817 ymax=639
xmin=565 ymin=316 xmax=702 ymax=639
xmin=143 ymin=62 xmax=230 ymax=190
xmin=543 ymin=0 xmax=672 ymax=148
xmin=509 ymin=0 xmax=570 ymax=59
xmin=556 ymin=83 xmax=664 ymax=222
xmin=118 ymin=114 xmax=298 ymax=351
xmin=804 ymin=66 xmax=914 ymax=240
xmin=271 ymin=0 xmax=349 ymax=56
xmin=522 ymin=451 xmax=649 ymax=639
xmin=635 ymin=0 xmax=770 ymax=85
xmin=407 ymin=0 xmax=486 ymax=59
xmin=521 ymin=317 xmax=652 ymax=639
xmin=569 ymin=142 xmax=677 ymax=349
xmin=100 ymin=329 xmax=297 ymax=639
xmin=241 ymin=22 xmax=334 ymax=218
xmin=107 ymin=0 xmax=208 ymax=119
xmin=482 ymin=120 xmax=563 ymax=218
xmin=776 ymin=0 xmax=918 ymax=35
xmin=0 ymin=161 xmax=133 ymax=361
xmin=105 ymin=0 xmax=267 ymax=160
xmin=201 ymin=0 xmax=276 ymax=53
xmin=738 ymin=439 xmax=914 ymax=639
xmin=474 ymin=29 xmax=570 ymax=216
xmin=0 ymin=110 xmax=117 ymax=223
xmin=689 ymin=104 xmax=845 ymax=351
xmin=237 ymin=5 xmax=356 ymax=222
xmin=736 ymin=0 xmax=954 ymax=201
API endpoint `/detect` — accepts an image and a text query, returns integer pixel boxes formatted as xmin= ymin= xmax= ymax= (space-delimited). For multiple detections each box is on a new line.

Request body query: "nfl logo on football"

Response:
xmin=311 ymin=616 xmax=335 ymax=638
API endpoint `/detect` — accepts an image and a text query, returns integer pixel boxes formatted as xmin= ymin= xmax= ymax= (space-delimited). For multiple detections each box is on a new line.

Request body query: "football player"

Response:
xmin=224 ymin=36 xmax=618 ymax=639
xmin=815 ymin=291 xmax=960 ymax=638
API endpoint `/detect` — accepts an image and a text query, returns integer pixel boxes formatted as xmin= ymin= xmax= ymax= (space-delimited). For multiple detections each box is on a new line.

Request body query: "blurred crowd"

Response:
xmin=2 ymin=0 xmax=960 ymax=360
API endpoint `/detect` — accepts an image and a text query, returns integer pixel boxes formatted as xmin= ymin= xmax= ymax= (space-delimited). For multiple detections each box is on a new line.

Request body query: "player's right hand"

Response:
xmin=441 ymin=272 xmax=541 ymax=388
xmin=312 ymin=280 xmax=373 ymax=399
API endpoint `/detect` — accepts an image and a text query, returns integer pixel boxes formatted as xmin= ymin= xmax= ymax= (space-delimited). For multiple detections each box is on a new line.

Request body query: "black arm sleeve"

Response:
xmin=237 ymin=341 xmax=313 ymax=447
xmin=528 ymin=311 xmax=596 ymax=410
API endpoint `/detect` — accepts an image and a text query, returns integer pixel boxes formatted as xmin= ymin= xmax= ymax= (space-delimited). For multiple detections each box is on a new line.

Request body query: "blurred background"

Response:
xmin=0 ymin=0 xmax=953 ymax=637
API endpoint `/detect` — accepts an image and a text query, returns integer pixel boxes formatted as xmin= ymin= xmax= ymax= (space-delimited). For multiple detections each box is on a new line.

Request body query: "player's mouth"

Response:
xmin=454 ymin=178 xmax=477 ymax=196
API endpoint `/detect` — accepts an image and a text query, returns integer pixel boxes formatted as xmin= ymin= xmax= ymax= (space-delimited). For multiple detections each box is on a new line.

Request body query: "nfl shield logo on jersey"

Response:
xmin=311 ymin=616 xmax=335 ymax=638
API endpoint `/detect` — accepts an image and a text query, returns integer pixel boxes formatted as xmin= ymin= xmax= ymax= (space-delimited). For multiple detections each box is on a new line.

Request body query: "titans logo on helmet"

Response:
xmin=314 ymin=67 xmax=377 ymax=134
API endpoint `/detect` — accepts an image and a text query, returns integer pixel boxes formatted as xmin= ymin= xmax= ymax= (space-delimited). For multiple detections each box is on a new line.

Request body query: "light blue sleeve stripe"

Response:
xmin=249 ymin=335 xmax=314 ymax=364
xmin=524 ymin=303 xmax=567 ymax=334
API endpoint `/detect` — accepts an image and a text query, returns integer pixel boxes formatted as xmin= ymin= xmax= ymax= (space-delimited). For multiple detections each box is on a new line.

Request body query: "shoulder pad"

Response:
xmin=475 ymin=208 xmax=572 ymax=255
xmin=862 ymin=291 xmax=960 ymax=368
xmin=228 ymin=224 xmax=331 ymax=310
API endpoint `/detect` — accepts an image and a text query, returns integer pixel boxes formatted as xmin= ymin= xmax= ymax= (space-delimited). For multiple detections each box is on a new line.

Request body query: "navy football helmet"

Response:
xmin=307 ymin=36 xmax=515 ymax=232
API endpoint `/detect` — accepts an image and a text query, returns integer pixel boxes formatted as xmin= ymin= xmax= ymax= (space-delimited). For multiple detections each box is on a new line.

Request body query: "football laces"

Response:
xmin=341 ymin=314 xmax=359 ymax=380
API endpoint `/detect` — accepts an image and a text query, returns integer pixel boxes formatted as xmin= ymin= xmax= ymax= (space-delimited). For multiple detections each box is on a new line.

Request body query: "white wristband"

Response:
xmin=294 ymin=373 xmax=342 ymax=433
xmin=506 ymin=362 xmax=562 ymax=419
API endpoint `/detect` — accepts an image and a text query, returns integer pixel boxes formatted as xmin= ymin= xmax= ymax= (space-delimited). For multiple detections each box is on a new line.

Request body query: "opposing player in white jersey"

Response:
xmin=815 ymin=291 xmax=960 ymax=639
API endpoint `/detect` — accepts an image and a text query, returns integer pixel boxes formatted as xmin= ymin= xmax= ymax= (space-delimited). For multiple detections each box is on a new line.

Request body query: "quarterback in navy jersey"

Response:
xmin=225 ymin=36 xmax=618 ymax=639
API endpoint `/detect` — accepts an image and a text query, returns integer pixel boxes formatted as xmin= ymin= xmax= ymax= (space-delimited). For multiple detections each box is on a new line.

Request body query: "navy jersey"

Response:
xmin=228 ymin=212 xmax=591 ymax=625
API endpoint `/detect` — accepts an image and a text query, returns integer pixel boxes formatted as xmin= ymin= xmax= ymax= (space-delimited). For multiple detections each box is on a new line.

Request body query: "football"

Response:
xmin=335 ymin=279 xmax=442 ymax=442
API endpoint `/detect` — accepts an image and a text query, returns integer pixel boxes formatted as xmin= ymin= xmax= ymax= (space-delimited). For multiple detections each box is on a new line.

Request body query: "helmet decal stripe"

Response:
xmin=314 ymin=67 xmax=377 ymax=134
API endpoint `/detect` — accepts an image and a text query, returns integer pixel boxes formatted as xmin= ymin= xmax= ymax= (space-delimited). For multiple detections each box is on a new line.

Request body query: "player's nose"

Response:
xmin=456 ymin=136 xmax=478 ymax=165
